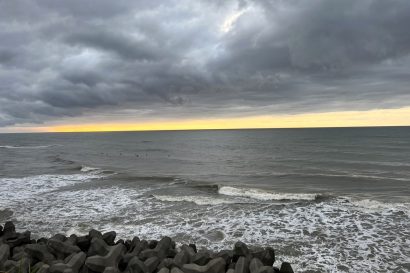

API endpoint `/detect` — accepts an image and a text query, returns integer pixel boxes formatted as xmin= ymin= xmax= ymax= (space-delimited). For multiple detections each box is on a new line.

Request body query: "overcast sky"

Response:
xmin=1 ymin=0 xmax=410 ymax=130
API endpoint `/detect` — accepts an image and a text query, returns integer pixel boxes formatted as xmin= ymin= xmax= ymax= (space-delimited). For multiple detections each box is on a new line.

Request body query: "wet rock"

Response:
xmin=173 ymin=249 xmax=190 ymax=267
xmin=215 ymin=250 xmax=232 ymax=265
xmin=171 ymin=267 xmax=185 ymax=273
xmin=158 ymin=268 xmax=170 ymax=273
xmin=130 ymin=240 xmax=148 ymax=257
xmin=3 ymin=257 xmax=30 ymax=273
xmin=252 ymin=248 xmax=275 ymax=267
xmin=233 ymin=242 xmax=251 ymax=261
xmin=88 ymin=238 xmax=110 ymax=257
xmin=3 ymin=221 xmax=16 ymax=235
xmin=188 ymin=244 xmax=197 ymax=253
xmin=85 ymin=244 xmax=125 ymax=272
xmin=180 ymin=245 xmax=196 ymax=263
xmin=48 ymin=237 xmax=81 ymax=259
xmin=256 ymin=266 xmax=274 ymax=273
xmin=235 ymin=256 xmax=249 ymax=273
xmin=192 ymin=251 xmax=211 ymax=266
xmin=144 ymin=256 xmax=160 ymax=273
xmin=11 ymin=246 xmax=29 ymax=261
xmin=129 ymin=237 xmax=140 ymax=252
xmin=38 ymin=237 xmax=49 ymax=244
xmin=249 ymin=258 xmax=263 ymax=273
xmin=182 ymin=257 xmax=226 ymax=273
xmin=25 ymin=244 xmax=56 ymax=264
xmin=49 ymin=252 xmax=86 ymax=273
xmin=279 ymin=262 xmax=294 ymax=273
xmin=126 ymin=256 xmax=147 ymax=273
xmin=157 ymin=258 xmax=176 ymax=270
xmin=51 ymin=234 xmax=67 ymax=242
xmin=140 ymin=237 xmax=172 ymax=260
xmin=103 ymin=267 xmax=118 ymax=273
xmin=89 ymin=229 xmax=103 ymax=240
xmin=0 ymin=244 xmax=10 ymax=267
xmin=5 ymin=231 xmax=31 ymax=248
xmin=77 ymin=236 xmax=91 ymax=252
xmin=148 ymin=240 xmax=158 ymax=249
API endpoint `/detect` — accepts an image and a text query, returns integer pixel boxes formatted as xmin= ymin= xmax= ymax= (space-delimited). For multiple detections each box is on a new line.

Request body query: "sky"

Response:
xmin=1 ymin=0 xmax=410 ymax=132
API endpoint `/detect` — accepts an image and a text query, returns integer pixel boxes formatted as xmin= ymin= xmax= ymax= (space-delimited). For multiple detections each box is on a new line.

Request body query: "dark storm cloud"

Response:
xmin=1 ymin=0 xmax=410 ymax=127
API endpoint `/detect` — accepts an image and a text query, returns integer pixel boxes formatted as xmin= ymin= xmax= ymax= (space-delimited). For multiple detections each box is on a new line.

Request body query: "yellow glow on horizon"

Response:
xmin=38 ymin=107 xmax=410 ymax=133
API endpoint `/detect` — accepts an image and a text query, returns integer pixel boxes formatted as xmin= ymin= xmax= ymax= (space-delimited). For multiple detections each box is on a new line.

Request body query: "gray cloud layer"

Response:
xmin=1 ymin=0 xmax=410 ymax=127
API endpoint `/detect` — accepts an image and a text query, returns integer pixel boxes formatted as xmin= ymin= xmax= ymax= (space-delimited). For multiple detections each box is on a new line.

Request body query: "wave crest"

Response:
xmin=152 ymin=195 xmax=237 ymax=205
xmin=218 ymin=186 xmax=318 ymax=201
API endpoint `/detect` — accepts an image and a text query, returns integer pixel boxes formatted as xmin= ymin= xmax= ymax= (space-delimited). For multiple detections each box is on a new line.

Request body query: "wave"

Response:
xmin=347 ymin=198 xmax=410 ymax=214
xmin=152 ymin=194 xmax=239 ymax=205
xmin=218 ymin=186 xmax=319 ymax=201
xmin=81 ymin=165 xmax=102 ymax=172
xmin=0 ymin=145 xmax=57 ymax=149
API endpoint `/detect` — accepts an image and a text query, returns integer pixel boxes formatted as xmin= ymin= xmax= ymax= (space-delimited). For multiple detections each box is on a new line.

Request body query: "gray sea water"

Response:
xmin=0 ymin=127 xmax=409 ymax=272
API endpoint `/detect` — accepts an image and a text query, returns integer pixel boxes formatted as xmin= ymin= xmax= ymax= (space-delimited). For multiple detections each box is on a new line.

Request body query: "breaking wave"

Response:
xmin=0 ymin=145 xmax=57 ymax=149
xmin=218 ymin=186 xmax=319 ymax=201
xmin=152 ymin=195 xmax=238 ymax=205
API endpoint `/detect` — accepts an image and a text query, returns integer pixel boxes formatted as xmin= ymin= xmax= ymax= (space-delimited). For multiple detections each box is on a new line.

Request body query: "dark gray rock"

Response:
xmin=49 ymin=252 xmax=86 ymax=273
xmin=144 ymin=256 xmax=160 ymax=273
xmin=37 ymin=237 xmax=49 ymax=244
xmin=102 ymin=267 xmax=118 ymax=273
xmin=173 ymin=249 xmax=190 ymax=267
xmin=3 ymin=221 xmax=15 ymax=235
xmin=0 ymin=244 xmax=10 ymax=268
xmin=85 ymin=244 xmax=125 ymax=272
xmin=88 ymin=238 xmax=110 ymax=257
xmin=256 ymin=266 xmax=274 ymax=273
xmin=139 ymin=237 xmax=172 ymax=260
xmin=252 ymin=248 xmax=275 ymax=267
xmin=215 ymin=250 xmax=232 ymax=265
xmin=182 ymin=257 xmax=226 ymax=273
xmin=227 ymin=269 xmax=235 ymax=273
xmin=89 ymin=230 xmax=103 ymax=240
xmin=50 ymin=234 xmax=67 ymax=242
xmin=158 ymin=268 xmax=170 ymax=273
xmin=188 ymin=244 xmax=197 ymax=253
xmin=148 ymin=240 xmax=158 ymax=249
xmin=279 ymin=262 xmax=294 ymax=273
xmin=249 ymin=258 xmax=263 ymax=273
xmin=233 ymin=242 xmax=251 ymax=261
xmin=234 ymin=256 xmax=249 ymax=273
xmin=180 ymin=245 xmax=196 ymax=263
xmin=25 ymin=244 xmax=56 ymax=264
xmin=171 ymin=267 xmax=184 ymax=273
xmin=126 ymin=256 xmax=147 ymax=273
xmin=5 ymin=231 xmax=31 ymax=248
xmin=157 ymin=258 xmax=176 ymax=270
xmin=48 ymin=237 xmax=81 ymax=259
xmin=192 ymin=252 xmax=211 ymax=266
xmin=129 ymin=240 xmax=148 ymax=257
xmin=77 ymin=236 xmax=91 ymax=252
xmin=3 ymin=257 xmax=30 ymax=273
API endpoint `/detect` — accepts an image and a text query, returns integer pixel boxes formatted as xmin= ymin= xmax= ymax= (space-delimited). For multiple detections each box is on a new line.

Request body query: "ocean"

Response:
xmin=0 ymin=127 xmax=409 ymax=272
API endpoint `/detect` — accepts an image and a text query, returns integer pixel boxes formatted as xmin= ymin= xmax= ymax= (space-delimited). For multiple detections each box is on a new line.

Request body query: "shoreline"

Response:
xmin=0 ymin=221 xmax=294 ymax=273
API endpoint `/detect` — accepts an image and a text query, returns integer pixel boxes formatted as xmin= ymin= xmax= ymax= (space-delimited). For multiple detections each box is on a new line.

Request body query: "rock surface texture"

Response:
xmin=0 ymin=222 xmax=295 ymax=273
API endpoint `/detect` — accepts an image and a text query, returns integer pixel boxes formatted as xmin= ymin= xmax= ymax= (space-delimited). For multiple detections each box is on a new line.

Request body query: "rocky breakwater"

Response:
xmin=0 ymin=222 xmax=295 ymax=273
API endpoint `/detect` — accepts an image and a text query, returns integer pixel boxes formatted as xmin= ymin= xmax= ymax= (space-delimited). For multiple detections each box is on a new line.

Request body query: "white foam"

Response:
xmin=153 ymin=194 xmax=237 ymax=205
xmin=349 ymin=198 xmax=410 ymax=214
xmin=0 ymin=145 xmax=56 ymax=149
xmin=81 ymin=165 xmax=102 ymax=173
xmin=0 ymin=172 xmax=107 ymax=208
xmin=218 ymin=186 xmax=318 ymax=201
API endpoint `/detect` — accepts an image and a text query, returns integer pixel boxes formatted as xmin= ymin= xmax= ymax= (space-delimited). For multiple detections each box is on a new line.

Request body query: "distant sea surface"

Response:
xmin=0 ymin=127 xmax=409 ymax=272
